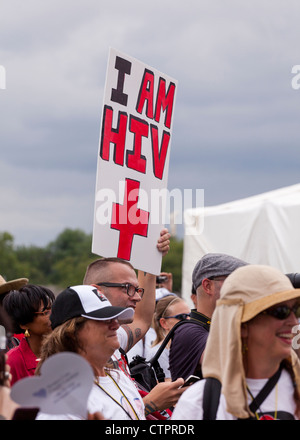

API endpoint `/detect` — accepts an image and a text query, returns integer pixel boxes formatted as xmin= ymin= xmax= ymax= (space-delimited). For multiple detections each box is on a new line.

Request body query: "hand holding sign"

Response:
xmin=11 ymin=352 xmax=94 ymax=419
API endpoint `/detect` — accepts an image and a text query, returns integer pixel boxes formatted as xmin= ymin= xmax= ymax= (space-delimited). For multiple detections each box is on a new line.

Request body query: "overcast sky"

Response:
xmin=1 ymin=0 xmax=300 ymax=247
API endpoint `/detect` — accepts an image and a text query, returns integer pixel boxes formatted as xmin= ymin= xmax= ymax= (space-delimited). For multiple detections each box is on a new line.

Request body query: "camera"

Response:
xmin=156 ymin=275 xmax=168 ymax=284
xmin=286 ymin=273 xmax=300 ymax=288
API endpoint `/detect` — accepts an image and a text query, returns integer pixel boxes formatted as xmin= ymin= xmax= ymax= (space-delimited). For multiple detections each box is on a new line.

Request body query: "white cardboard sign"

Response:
xmin=11 ymin=352 xmax=94 ymax=418
xmin=92 ymin=48 xmax=178 ymax=275
xmin=0 ymin=65 xmax=5 ymax=89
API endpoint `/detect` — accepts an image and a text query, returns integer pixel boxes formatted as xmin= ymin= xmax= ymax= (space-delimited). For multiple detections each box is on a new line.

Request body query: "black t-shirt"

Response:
xmin=169 ymin=311 xmax=209 ymax=381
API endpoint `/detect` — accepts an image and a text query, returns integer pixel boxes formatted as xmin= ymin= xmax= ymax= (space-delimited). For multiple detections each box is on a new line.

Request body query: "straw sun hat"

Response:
xmin=0 ymin=275 xmax=28 ymax=295
xmin=202 ymin=264 xmax=300 ymax=419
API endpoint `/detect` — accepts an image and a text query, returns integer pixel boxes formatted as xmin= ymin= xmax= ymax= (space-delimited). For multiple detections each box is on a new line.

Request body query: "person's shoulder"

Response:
xmin=171 ymin=379 xmax=206 ymax=420
xmin=6 ymin=344 xmax=22 ymax=361
xmin=174 ymin=320 xmax=206 ymax=336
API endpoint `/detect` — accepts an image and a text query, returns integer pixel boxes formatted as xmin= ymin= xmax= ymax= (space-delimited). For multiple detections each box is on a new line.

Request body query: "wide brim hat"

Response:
xmin=50 ymin=284 xmax=134 ymax=329
xmin=0 ymin=275 xmax=28 ymax=295
xmin=202 ymin=264 xmax=300 ymax=419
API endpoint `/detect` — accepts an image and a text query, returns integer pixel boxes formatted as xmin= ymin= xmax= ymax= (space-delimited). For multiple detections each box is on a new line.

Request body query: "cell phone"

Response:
xmin=181 ymin=375 xmax=200 ymax=388
xmin=156 ymin=275 xmax=168 ymax=284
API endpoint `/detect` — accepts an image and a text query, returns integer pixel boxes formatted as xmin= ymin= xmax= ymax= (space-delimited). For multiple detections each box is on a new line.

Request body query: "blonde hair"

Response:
xmin=36 ymin=317 xmax=114 ymax=376
xmin=152 ymin=295 xmax=182 ymax=346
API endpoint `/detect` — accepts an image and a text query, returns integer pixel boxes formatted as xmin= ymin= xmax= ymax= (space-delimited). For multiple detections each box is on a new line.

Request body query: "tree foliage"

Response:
xmin=0 ymin=229 xmax=183 ymax=293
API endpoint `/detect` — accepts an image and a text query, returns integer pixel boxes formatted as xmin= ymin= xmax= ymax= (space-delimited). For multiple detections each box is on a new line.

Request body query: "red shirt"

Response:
xmin=6 ymin=337 xmax=39 ymax=386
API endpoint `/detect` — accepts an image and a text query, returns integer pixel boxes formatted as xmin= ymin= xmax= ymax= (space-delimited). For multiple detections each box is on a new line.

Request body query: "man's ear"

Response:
xmin=201 ymin=278 xmax=213 ymax=294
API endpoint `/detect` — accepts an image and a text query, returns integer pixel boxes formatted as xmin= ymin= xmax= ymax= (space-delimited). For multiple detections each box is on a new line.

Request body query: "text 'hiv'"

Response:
xmin=100 ymin=56 xmax=176 ymax=181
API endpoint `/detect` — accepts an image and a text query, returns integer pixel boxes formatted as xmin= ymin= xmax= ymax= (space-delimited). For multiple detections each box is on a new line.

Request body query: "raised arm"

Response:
xmin=121 ymin=228 xmax=170 ymax=352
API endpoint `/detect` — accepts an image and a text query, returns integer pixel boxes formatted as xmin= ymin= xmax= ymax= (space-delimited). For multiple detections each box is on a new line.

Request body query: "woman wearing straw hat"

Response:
xmin=172 ymin=265 xmax=300 ymax=420
xmin=0 ymin=275 xmax=28 ymax=304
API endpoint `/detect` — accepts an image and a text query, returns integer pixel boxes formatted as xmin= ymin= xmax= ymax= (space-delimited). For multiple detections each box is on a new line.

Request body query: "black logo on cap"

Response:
xmin=92 ymin=288 xmax=108 ymax=302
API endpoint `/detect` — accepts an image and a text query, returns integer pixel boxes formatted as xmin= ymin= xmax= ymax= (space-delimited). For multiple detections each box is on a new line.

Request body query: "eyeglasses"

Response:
xmin=96 ymin=283 xmax=144 ymax=298
xmin=164 ymin=313 xmax=190 ymax=321
xmin=35 ymin=307 xmax=52 ymax=316
xmin=262 ymin=303 xmax=300 ymax=320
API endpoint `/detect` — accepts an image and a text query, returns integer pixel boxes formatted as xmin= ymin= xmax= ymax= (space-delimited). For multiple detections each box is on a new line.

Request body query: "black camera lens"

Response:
xmin=156 ymin=275 xmax=168 ymax=284
xmin=286 ymin=273 xmax=300 ymax=288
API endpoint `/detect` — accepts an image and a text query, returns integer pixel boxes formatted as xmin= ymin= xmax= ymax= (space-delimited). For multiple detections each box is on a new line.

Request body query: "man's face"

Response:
xmin=97 ymin=262 xmax=141 ymax=311
xmin=210 ymin=276 xmax=228 ymax=302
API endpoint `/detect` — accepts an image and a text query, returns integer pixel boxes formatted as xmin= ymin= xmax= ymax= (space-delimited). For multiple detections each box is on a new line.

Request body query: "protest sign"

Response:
xmin=92 ymin=48 xmax=178 ymax=275
xmin=0 ymin=65 xmax=5 ymax=89
xmin=11 ymin=352 xmax=94 ymax=418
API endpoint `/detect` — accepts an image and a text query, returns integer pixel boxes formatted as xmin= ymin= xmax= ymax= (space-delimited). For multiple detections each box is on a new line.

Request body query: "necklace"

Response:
xmin=247 ymin=383 xmax=278 ymax=420
xmin=94 ymin=372 xmax=140 ymax=420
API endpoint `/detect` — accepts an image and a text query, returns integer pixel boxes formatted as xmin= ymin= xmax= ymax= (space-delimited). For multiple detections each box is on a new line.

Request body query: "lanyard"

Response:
xmin=94 ymin=372 xmax=140 ymax=420
xmin=247 ymin=383 xmax=278 ymax=420
xmin=246 ymin=366 xmax=282 ymax=420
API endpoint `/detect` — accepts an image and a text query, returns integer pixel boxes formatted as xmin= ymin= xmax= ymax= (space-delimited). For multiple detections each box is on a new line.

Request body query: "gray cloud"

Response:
xmin=1 ymin=0 xmax=300 ymax=246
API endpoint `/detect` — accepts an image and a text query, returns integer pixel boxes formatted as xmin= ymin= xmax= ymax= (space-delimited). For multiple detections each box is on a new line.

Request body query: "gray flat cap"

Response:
xmin=192 ymin=253 xmax=248 ymax=290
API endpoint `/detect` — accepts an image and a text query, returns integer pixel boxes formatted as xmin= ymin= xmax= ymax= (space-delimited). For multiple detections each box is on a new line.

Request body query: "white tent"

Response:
xmin=181 ymin=183 xmax=300 ymax=307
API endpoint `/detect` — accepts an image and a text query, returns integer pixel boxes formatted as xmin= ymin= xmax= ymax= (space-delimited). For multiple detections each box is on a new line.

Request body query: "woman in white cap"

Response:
xmin=36 ymin=284 xmax=146 ymax=420
xmin=172 ymin=265 xmax=300 ymax=420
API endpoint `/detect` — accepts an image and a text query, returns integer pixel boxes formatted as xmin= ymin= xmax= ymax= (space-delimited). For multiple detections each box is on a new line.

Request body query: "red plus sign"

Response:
xmin=111 ymin=178 xmax=149 ymax=260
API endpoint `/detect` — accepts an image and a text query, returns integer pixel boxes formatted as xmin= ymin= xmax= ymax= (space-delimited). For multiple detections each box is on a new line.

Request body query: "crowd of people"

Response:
xmin=1 ymin=227 xmax=300 ymax=421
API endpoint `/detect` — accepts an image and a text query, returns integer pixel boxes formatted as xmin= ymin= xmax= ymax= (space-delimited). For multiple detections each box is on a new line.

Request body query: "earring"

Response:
xmin=242 ymin=341 xmax=248 ymax=355
xmin=24 ymin=329 xmax=30 ymax=338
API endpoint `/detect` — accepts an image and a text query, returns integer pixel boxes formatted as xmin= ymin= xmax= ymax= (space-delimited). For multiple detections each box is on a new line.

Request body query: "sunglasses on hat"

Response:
xmin=262 ymin=303 xmax=300 ymax=320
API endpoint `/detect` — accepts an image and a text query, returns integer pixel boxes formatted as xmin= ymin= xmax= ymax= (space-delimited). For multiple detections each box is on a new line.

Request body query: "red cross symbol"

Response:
xmin=111 ymin=178 xmax=150 ymax=260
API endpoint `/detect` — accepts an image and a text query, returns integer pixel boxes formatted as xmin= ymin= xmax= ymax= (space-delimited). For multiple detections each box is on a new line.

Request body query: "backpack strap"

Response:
xmin=149 ymin=315 xmax=209 ymax=367
xmin=202 ymin=365 xmax=283 ymax=420
xmin=148 ymin=319 xmax=190 ymax=366
xmin=248 ymin=364 xmax=282 ymax=415
xmin=202 ymin=378 xmax=222 ymax=420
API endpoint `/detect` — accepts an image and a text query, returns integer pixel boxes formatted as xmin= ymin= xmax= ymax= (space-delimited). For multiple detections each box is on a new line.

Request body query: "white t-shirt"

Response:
xmin=87 ymin=369 xmax=145 ymax=420
xmin=36 ymin=329 xmax=147 ymax=420
xmin=36 ymin=368 xmax=145 ymax=420
xmin=126 ymin=327 xmax=157 ymax=363
xmin=172 ymin=368 xmax=297 ymax=420
xmin=111 ymin=327 xmax=130 ymax=372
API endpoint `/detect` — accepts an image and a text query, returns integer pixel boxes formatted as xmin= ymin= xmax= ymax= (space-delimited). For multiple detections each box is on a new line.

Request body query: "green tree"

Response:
xmin=45 ymin=228 xmax=95 ymax=287
xmin=0 ymin=228 xmax=184 ymax=293
xmin=161 ymin=236 xmax=183 ymax=294
xmin=14 ymin=245 xmax=51 ymax=284
xmin=0 ymin=232 xmax=19 ymax=280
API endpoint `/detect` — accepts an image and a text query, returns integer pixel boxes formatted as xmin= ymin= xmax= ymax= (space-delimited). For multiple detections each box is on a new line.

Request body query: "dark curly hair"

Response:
xmin=3 ymin=284 xmax=55 ymax=333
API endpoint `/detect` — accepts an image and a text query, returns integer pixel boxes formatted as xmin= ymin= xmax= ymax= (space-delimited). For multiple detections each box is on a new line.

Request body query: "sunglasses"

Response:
xmin=96 ymin=282 xmax=144 ymax=298
xmin=34 ymin=307 xmax=52 ymax=316
xmin=262 ymin=303 xmax=300 ymax=320
xmin=164 ymin=313 xmax=190 ymax=321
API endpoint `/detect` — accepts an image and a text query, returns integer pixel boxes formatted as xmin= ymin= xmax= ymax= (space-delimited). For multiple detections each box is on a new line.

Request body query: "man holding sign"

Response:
xmin=88 ymin=49 xmax=183 ymax=418
xmin=84 ymin=228 xmax=185 ymax=418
